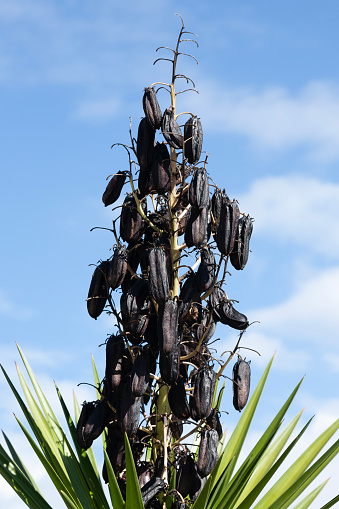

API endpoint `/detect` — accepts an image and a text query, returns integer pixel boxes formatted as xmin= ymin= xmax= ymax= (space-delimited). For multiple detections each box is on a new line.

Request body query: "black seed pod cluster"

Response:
xmin=80 ymin=20 xmax=256 ymax=507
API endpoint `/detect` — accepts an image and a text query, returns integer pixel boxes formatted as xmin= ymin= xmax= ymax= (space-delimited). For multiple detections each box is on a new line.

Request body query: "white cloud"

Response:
xmin=73 ymin=98 xmax=120 ymax=121
xmin=187 ymin=80 xmax=339 ymax=162
xmin=237 ymin=175 xmax=339 ymax=260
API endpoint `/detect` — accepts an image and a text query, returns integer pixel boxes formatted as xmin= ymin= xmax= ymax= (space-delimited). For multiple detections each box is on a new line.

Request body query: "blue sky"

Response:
xmin=1 ymin=1 xmax=339 ymax=507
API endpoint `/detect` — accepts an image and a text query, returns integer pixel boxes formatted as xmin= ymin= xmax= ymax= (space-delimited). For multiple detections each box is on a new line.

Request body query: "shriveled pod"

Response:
xmin=197 ymin=247 xmax=216 ymax=293
xmin=190 ymin=464 xmax=207 ymax=503
xmin=131 ymin=349 xmax=150 ymax=397
xmin=107 ymin=246 xmax=128 ymax=290
xmin=233 ymin=359 xmax=251 ymax=411
xmin=143 ymin=86 xmax=163 ymax=129
xmin=230 ymin=214 xmax=254 ymax=271
xmin=102 ymin=170 xmax=128 ymax=207
xmin=185 ymin=205 xmax=211 ymax=249
xmin=77 ymin=400 xmax=109 ymax=449
xmin=217 ymin=301 xmax=249 ymax=330
xmin=76 ymin=401 xmax=96 ymax=449
xmin=189 ymin=168 xmax=209 ymax=209
xmin=148 ymin=246 xmax=170 ymax=305
xmin=141 ymin=477 xmax=166 ymax=507
xmin=152 ymin=142 xmax=172 ymax=195
xmin=120 ymin=193 xmax=147 ymax=244
xmin=178 ymin=272 xmax=200 ymax=324
xmin=190 ymin=367 xmax=216 ymax=421
xmin=159 ymin=336 xmax=180 ymax=385
xmin=216 ymin=199 xmax=240 ymax=256
xmin=170 ymin=419 xmax=183 ymax=440
xmin=197 ymin=429 xmax=219 ymax=478
xmin=158 ymin=297 xmax=179 ymax=356
xmin=138 ymin=167 xmax=155 ymax=198
xmin=161 ymin=108 xmax=183 ymax=149
xmin=184 ymin=115 xmax=203 ymax=164
xmin=131 ymin=428 xmax=152 ymax=462
xmin=168 ymin=376 xmax=190 ymax=420
xmin=211 ymin=188 xmax=229 ymax=224
xmin=87 ymin=261 xmax=109 ymax=319
xmin=137 ymin=461 xmax=154 ymax=489
xmin=105 ymin=334 xmax=124 ymax=392
xmin=176 ymin=453 xmax=195 ymax=498
xmin=136 ymin=117 xmax=155 ymax=171
xmin=121 ymin=278 xmax=150 ymax=318
xmin=196 ymin=312 xmax=216 ymax=344
xmin=118 ymin=381 xmax=141 ymax=436
xmin=177 ymin=206 xmax=190 ymax=236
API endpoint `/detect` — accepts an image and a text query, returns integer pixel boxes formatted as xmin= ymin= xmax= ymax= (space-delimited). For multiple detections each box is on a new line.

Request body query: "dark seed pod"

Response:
xmin=118 ymin=382 xmax=141 ymax=436
xmin=196 ymin=313 xmax=216 ymax=344
xmin=176 ymin=454 xmax=195 ymax=498
xmin=102 ymin=170 xmax=128 ymax=207
xmin=141 ymin=477 xmax=166 ymax=507
xmin=197 ymin=247 xmax=216 ymax=293
xmin=120 ymin=193 xmax=147 ymax=244
xmin=80 ymin=400 xmax=109 ymax=447
xmin=76 ymin=401 xmax=96 ymax=449
xmin=170 ymin=419 xmax=183 ymax=440
xmin=121 ymin=278 xmax=150 ymax=317
xmin=210 ymin=286 xmax=228 ymax=318
xmin=206 ymin=408 xmax=223 ymax=440
xmin=216 ymin=200 xmax=240 ymax=256
xmin=102 ymin=435 xmax=125 ymax=480
xmin=178 ymin=272 xmax=200 ymax=324
xmin=217 ymin=301 xmax=249 ymax=330
xmin=131 ymin=428 xmax=151 ymax=462
xmin=185 ymin=205 xmax=211 ymax=249
xmin=161 ymin=108 xmax=183 ymax=149
xmin=189 ymin=168 xmax=209 ymax=209
xmin=211 ymin=189 xmax=229 ymax=224
xmin=233 ymin=359 xmax=251 ymax=412
xmin=184 ymin=115 xmax=203 ymax=164
xmin=138 ymin=167 xmax=155 ymax=198
xmin=190 ymin=367 xmax=216 ymax=421
xmin=152 ymin=142 xmax=172 ymax=195
xmin=137 ymin=461 xmax=154 ymax=489
xmin=105 ymin=334 xmax=124 ymax=392
xmin=159 ymin=346 xmax=180 ymax=386
xmin=158 ymin=297 xmax=179 ymax=356
xmin=177 ymin=206 xmax=190 ymax=236
xmin=137 ymin=117 xmax=155 ymax=171
xmin=148 ymin=247 xmax=170 ymax=305
xmin=168 ymin=376 xmax=190 ymax=420
xmin=87 ymin=261 xmax=109 ymax=319
xmin=107 ymin=246 xmax=128 ymax=290
xmin=189 ymin=464 xmax=207 ymax=503
xmin=230 ymin=215 xmax=253 ymax=271
xmin=143 ymin=87 xmax=163 ymax=130
xmin=131 ymin=350 xmax=150 ymax=397
xmin=197 ymin=429 xmax=219 ymax=478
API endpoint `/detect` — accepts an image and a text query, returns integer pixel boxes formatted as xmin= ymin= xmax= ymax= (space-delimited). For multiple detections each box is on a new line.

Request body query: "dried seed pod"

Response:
xmin=152 ymin=142 xmax=172 ymax=195
xmin=136 ymin=117 xmax=155 ymax=171
xmin=161 ymin=108 xmax=183 ymax=149
xmin=211 ymin=189 xmax=229 ymax=224
xmin=170 ymin=419 xmax=183 ymax=440
xmin=184 ymin=115 xmax=203 ymax=164
xmin=206 ymin=408 xmax=223 ymax=440
xmin=105 ymin=334 xmax=124 ymax=392
xmin=137 ymin=461 xmax=154 ymax=489
xmin=107 ymin=246 xmax=128 ymax=290
xmin=158 ymin=297 xmax=179 ymax=356
xmin=189 ymin=464 xmax=207 ymax=503
xmin=131 ymin=349 xmax=150 ymax=397
xmin=121 ymin=278 xmax=150 ymax=318
xmin=138 ymin=167 xmax=155 ymax=198
xmin=87 ymin=261 xmax=109 ymax=319
xmin=216 ymin=200 xmax=240 ymax=256
xmin=217 ymin=301 xmax=249 ymax=330
xmin=78 ymin=400 xmax=109 ymax=448
xmin=233 ymin=359 xmax=251 ymax=412
xmin=120 ymin=193 xmax=147 ymax=244
xmin=141 ymin=477 xmax=165 ymax=507
xmin=102 ymin=170 xmax=128 ymax=207
xmin=131 ymin=428 xmax=151 ymax=462
xmin=177 ymin=206 xmax=190 ymax=236
xmin=148 ymin=247 xmax=170 ymax=305
xmin=102 ymin=435 xmax=125 ymax=480
xmin=176 ymin=454 xmax=195 ymax=498
xmin=197 ymin=429 xmax=219 ymax=478
xmin=196 ymin=312 xmax=216 ymax=344
xmin=197 ymin=247 xmax=216 ymax=293
xmin=190 ymin=367 xmax=216 ymax=421
xmin=159 ymin=344 xmax=180 ymax=386
xmin=178 ymin=272 xmax=199 ymax=324
xmin=76 ymin=401 xmax=96 ymax=449
xmin=185 ymin=205 xmax=211 ymax=249
xmin=168 ymin=376 xmax=190 ymax=420
xmin=117 ymin=382 xmax=141 ymax=436
xmin=230 ymin=215 xmax=253 ymax=271
xmin=189 ymin=168 xmax=209 ymax=209
xmin=143 ymin=87 xmax=163 ymax=130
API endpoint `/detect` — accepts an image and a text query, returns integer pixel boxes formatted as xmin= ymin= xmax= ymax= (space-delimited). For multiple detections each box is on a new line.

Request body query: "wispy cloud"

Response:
xmin=186 ymin=80 xmax=339 ymax=162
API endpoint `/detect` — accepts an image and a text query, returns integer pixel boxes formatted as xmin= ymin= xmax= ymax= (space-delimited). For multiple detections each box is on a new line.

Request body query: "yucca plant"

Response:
xmin=1 ymin=15 xmax=339 ymax=509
